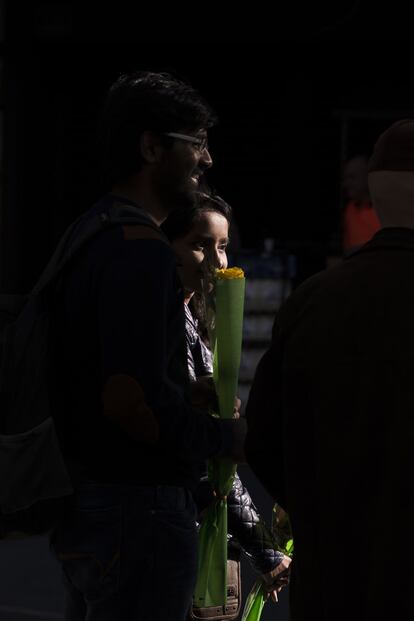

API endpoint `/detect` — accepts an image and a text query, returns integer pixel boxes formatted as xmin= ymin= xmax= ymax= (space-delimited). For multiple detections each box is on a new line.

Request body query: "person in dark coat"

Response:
xmin=245 ymin=119 xmax=414 ymax=621
xmin=50 ymin=71 xmax=246 ymax=621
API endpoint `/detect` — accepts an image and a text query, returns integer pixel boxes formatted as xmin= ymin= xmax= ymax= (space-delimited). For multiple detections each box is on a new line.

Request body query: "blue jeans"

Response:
xmin=50 ymin=482 xmax=198 ymax=621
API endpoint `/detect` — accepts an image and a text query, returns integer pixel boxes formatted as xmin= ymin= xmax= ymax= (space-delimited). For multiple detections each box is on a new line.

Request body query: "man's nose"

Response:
xmin=200 ymin=147 xmax=213 ymax=170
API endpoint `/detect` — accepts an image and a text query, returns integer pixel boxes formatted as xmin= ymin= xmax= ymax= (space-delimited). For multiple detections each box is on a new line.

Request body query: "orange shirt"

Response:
xmin=343 ymin=200 xmax=381 ymax=253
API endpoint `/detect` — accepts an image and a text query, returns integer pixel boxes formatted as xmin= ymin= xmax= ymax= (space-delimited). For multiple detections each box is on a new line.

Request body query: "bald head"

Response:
xmin=368 ymin=120 xmax=414 ymax=173
xmin=368 ymin=171 xmax=414 ymax=228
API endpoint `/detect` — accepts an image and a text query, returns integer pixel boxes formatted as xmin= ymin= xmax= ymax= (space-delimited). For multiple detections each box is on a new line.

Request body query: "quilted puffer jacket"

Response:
xmin=185 ymin=303 xmax=284 ymax=574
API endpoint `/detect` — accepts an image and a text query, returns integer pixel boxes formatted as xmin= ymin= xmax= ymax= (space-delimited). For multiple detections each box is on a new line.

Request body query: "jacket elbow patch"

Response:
xmin=102 ymin=374 xmax=159 ymax=444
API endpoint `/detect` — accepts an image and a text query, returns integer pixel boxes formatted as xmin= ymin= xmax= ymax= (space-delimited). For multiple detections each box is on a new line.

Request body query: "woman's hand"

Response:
xmin=189 ymin=376 xmax=218 ymax=411
xmin=262 ymin=554 xmax=291 ymax=602
xmin=233 ymin=396 xmax=241 ymax=418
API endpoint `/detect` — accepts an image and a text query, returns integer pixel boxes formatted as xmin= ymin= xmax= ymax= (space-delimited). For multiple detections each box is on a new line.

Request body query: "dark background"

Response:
xmin=0 ymin=2 xmax=413 ymax=619
xmin=2 ymin=1 xmax=414 ymax=292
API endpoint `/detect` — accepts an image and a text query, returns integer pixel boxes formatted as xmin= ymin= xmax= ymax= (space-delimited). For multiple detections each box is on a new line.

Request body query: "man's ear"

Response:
xmin=140 ymin=131 xmax=164 ymax=164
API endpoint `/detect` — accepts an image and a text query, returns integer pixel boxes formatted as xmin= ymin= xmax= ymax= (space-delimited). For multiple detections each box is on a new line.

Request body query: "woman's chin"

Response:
xmin=184 ymin=287 xmax=197 ymax=297
xmin=191 ymin=283 xmax=205 ymax=295
xmin=184 ymin=280 xmax=211 ymax=295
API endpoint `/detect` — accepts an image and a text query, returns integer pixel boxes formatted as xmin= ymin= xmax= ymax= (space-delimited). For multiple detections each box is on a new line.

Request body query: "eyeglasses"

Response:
xmin=164 ymin=132 xmax=209 ymax=152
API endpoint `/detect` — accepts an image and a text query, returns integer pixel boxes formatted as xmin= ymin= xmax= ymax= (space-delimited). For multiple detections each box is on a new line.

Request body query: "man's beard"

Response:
xmin=159 ymin=179 xmax=199 ymax=213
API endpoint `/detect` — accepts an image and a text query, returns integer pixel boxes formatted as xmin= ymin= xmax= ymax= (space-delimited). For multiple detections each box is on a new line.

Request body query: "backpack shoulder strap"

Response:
xmin=32 ymin=203 xmax=167 ymax=295
xmin=107 ymin=204 xmax=169 ymax=243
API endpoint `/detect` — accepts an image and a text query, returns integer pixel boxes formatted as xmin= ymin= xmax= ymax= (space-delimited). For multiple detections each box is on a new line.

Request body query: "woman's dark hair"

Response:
xmin=161 ymin=191 xmax=232 ymax=242
xmin=161 ymin=191 xmax=232 ymax=345
xmin=98 ymin=71 xmax=217 ymax=186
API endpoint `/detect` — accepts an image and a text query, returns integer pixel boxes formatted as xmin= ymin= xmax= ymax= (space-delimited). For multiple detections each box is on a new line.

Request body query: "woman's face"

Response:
xmin=172 ymin=210 xmax=229 ymax=294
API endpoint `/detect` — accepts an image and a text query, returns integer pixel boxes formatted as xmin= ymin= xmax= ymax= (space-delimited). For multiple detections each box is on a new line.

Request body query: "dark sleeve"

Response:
xmin=227 ymin=473 xmax=285 ymax=574
xmin=97 ymin=239 xmax=233 ymax=461
xmin=245 ymin=318 xmax=287 ymax=507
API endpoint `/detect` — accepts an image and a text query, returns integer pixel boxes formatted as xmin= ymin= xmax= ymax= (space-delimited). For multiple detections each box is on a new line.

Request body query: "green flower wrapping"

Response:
xmin=193 ymin=267 xmax=245 ymax=609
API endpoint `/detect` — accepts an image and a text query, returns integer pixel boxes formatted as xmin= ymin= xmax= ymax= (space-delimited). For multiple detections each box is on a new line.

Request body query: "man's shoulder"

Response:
xmin=287 ymin=256 xmax=363 ymax=300
xmin=121 ymin=224 xmax=167 ymax=243
xmin=285 ymin=267 xmax=332 ymax=304
xmin=89 ymin=218 xmax=171 ymax=256
xmin=276 ymin=261 xmax=352 ymax=328
xmin=83 ymin=195 xmax=169 ymax=247
xmin=69 ymin=218 xmax=174 ymax=285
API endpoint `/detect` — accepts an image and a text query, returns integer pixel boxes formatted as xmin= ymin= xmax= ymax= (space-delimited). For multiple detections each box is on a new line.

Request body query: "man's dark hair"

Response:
xmin=98 ymin=71 xmax=217 ymax=186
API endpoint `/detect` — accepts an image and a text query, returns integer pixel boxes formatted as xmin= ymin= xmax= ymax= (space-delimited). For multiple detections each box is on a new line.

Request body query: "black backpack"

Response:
xmin=0 ymin=203 xmax=161 ymax=538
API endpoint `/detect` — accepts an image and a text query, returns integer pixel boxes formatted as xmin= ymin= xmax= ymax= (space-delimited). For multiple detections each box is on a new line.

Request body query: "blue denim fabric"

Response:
xmin=50 ymin=482 xmax=198 ymax=621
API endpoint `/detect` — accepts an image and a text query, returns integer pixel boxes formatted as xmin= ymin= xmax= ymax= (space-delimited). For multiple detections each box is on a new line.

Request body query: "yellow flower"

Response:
xmin=216 ymin=267 xmax=245 ymax=280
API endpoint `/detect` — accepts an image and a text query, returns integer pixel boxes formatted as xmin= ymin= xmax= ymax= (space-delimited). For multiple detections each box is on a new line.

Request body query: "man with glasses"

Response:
xmin=50 ymin=71 xmax=246 ymax=621
xmin=164 ymin=131 xmax=209 ymax=152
